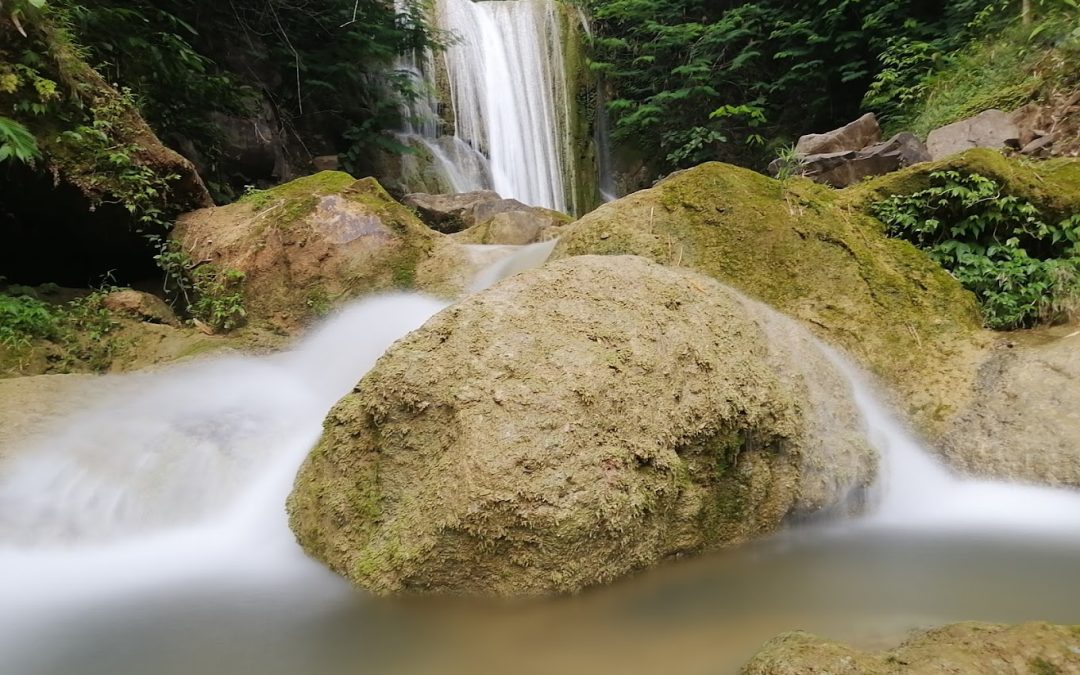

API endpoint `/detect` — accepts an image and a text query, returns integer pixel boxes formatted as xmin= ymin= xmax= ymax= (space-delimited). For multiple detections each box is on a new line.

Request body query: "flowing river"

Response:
xmin=2 ymin=245 xmax=1080 ymax=675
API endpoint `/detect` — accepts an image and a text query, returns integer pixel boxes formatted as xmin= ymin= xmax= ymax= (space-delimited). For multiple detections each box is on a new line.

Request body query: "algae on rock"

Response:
xmin=740 ymin=622 xmax=1080 ymax=675
xmin=554 ymin=160 xmax=985 ymax=434
xmin=288 ymin=256 xmax=876 ymax=597
xmin=172 ymin=172 xmax=465 ymax=333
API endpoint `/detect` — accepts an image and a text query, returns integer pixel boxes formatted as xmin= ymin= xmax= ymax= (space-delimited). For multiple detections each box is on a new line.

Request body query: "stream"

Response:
xmin=2 ymin=246 xmax=1080 ymax=674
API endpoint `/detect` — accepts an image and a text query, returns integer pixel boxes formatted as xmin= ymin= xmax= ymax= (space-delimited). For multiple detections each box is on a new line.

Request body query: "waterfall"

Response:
xmin=392 ymin=0 xmax=574 ymax=212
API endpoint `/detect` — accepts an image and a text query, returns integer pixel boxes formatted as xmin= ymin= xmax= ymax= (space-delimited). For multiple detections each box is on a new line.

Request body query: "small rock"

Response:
xmin=312 ymin=155 xmax=340 ymax=172
xmin=102 ymin=290 xmax=179 ymax=327
xmin=1021 ymin=133 xmax=1057 ymax=157
xmin=795 ymin=113 xmax=881 ymax=156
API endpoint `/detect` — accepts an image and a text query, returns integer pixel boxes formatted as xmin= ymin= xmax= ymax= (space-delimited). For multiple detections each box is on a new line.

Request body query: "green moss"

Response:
xmin=1031 ymin=657 xmax=1061 ymax=675
xmin=845 ymin=149 xmax=1080 ymax=222
xmin=555 ymin=160 xmax=986 ymax=434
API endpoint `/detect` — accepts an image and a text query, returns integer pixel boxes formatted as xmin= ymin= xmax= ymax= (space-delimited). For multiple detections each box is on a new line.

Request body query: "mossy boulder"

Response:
xmin=288 ymin=256 xmax=876 ymax=597
xmin=740 ymin=622 xmax=1080 ymax=674
xmin=553 ymin=161 xmax=984 ymax=434
xmin=845 ymin=148 xmax=1080 ymax=221
xmin=172 ymin=172 xmax=463 ymax=332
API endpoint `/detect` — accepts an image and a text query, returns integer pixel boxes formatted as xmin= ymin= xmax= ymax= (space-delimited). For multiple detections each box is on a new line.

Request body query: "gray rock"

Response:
xmin=926 ymin=109 xmax=1020 ymax=160
xmin=939 ymin=327 xmax=1080 ymax=488
xmin=799 ymin=132 xmax=931 ymax=187
xmin=795 ymin=113 xmax=881 ymax=156
xmin=1020 ymin=133 xmax=1057 ymax=157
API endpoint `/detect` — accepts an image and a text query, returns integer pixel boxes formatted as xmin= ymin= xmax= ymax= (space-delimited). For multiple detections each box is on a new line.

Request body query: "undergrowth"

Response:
xmin=873 ymin=170 xmax=1080 ymax=329
xmin=155 ymin=242 xmax=246 ymax=333
xmin=874 ymin=7 xmax=1080 ymax=136
xmin=0 ymin=287 xmax=121 ymax=370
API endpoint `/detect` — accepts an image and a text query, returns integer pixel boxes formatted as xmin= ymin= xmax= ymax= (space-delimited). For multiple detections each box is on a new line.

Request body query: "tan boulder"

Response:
xmin=288 ymin=256 xmax=876 ymax=597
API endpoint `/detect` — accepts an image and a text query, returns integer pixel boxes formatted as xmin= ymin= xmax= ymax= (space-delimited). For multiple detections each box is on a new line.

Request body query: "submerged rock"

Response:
xmin=740 ymin=622 xmax=1080 ymax=674
xmin=173 ymin=172 xmax=459 ymax=332
xmin=554 ymin=161 xmax=983 ymax=435
xmin=288 ymin=256 xmax=875 ymax=596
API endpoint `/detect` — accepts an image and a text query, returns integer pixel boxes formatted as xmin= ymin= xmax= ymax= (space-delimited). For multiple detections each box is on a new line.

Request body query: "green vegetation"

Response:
xmin=586 ymin=1 xmax=1078 ymax=172
xmin=873 ymin=170 xmax=1080 ymax=329
xmin=155 ymin=242 xmax=247 ymax=332
xmin=0 ymin=287 xmax=121 ymax=371
xmin=0 ymin=115 xmax=38 ymax=163
xmin=880 ymin=5 xmax=1080 ymax=136
xmin=55 ymin=0 xmax=440 ymax=196
xmin=585 ymin=0 xmax=991 ymax=171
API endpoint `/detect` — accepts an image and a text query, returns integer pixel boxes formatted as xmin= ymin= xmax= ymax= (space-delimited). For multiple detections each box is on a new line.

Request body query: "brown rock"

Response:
xmin=173 ymin=172 xmax=455 ymax=332
xmin=402 ymin=191 xmax=503 ymax=233
xmin=798 ymin=132 xmax=931 ymax=187
xmin=102 ymin=290 xmax=179 ymax=327
xmin=311 ymin=155 xmax=341 ymax=172
xmin=795 ymin=113 xmax=881 ymax=156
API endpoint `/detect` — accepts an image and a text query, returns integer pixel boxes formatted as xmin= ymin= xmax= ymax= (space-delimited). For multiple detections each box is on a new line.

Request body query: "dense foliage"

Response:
xmin=585 ymin=0 xmax=1074 ymax=172
xmin=873 ymin=170 xmax=1080 ymax=329
xmin=54 ymin=0 xmax=437 ymax=195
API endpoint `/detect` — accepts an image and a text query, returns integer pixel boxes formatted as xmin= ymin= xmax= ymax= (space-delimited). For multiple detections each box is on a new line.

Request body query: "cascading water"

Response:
xmin=2 ymin=252 xmax=1080 ymax=674
xmin=393 ymin=0 xmax=573 ymax=211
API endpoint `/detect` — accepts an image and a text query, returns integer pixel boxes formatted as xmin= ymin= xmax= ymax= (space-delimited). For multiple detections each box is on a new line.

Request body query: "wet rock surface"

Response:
xmin=288 ymin=256 xmax=875 ymax=596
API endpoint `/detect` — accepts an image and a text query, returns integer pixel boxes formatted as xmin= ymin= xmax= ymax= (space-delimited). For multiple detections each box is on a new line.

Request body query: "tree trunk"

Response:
xmin=1021 ymin=0 xmax=1032 ymax=25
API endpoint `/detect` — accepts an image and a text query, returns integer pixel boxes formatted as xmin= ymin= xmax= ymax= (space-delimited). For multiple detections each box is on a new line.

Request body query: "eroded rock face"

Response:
xmin=739 ymin=622 xmax=1080 ymax=675
xmin=288 ymin=256 xmax=876 ymax=597
xmin=926 ymin=109 xmax=1020 ymax=160
xmin=173 ymin=172 xmax=456 ymax=332
xmin=795 ymin=113 xmax=881 ymax=156
xmin=940 ymin=327 xmax=1080 ymax=487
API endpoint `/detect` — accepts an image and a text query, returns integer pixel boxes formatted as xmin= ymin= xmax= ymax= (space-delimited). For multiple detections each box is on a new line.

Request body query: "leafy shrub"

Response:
xmin=873 ymin=170 xmax=1080 ymax=329
xmin=154 ymin=242 xmax=246 ymax=332
xmin=0 ymin=292 xmax=60 ymax=346
xmin=189 ymin=267 xmax=246 ymax=333
xmin=0 ymin=115 xmax=39 ymax=164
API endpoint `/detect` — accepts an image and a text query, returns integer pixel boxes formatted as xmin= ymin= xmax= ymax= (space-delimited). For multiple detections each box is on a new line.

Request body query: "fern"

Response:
xmin=0 ymin=116 xmax=40 ymax=165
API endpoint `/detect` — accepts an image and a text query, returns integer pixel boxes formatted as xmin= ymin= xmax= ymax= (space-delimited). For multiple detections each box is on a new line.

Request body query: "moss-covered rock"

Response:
xmin=740 ymin=622 xmax=1080 ymax=674
xmin=845 ymin=148 xmax=1080 ymax=221
xmin=288 ymin=256 xmax=876 ymax=597
xmin=172 ymin=172 xmax=463 ymax=332
xmin=0 ymin=12 xmax=210 ymax=214
xmin=553 ymin=161 xmax=985 ymax=434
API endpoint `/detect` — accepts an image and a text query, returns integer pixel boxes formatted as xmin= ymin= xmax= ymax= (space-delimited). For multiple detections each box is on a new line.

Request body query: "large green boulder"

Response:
xmin=288 ymin=256 xmax=876 ymax=596
xmin=553 ymin=161 xmax=984 ymax=434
